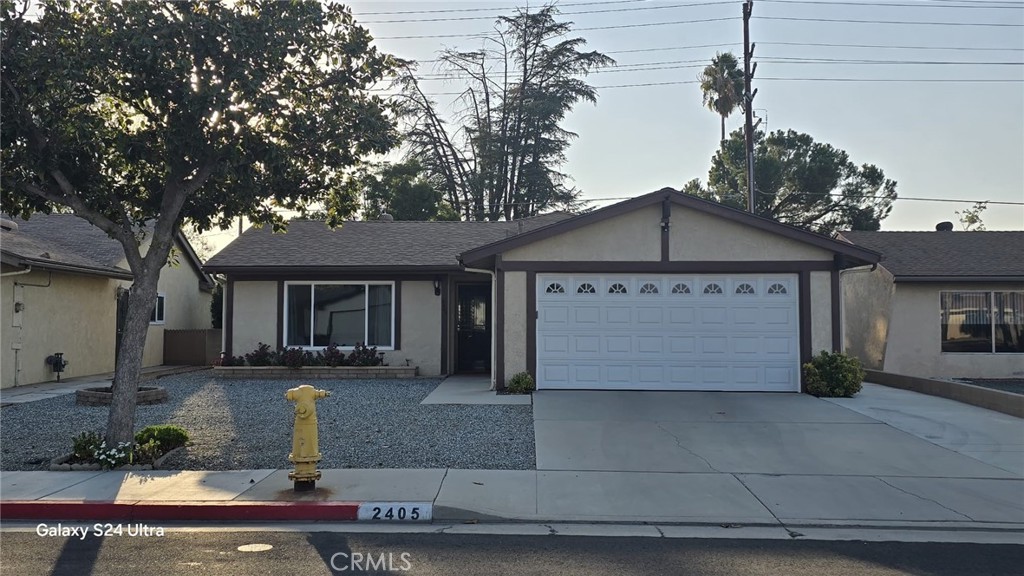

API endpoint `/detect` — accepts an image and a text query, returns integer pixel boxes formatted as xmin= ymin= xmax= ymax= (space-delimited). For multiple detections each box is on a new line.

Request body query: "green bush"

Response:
xmin=347 ymin=342 xmax=383 ymax=366
xmin=506 ymin=371 xmax=536 ymax=394
xmin=802 ymin=351 xmax=865 ymax=398
xmin=135 ymin=425 xmax=190 ymax=451
xmin=72 ymin=431 xmax=103 ymax=461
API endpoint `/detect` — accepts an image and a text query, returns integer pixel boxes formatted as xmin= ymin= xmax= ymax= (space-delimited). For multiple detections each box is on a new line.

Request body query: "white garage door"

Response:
xmin=536 ymin=274 xmax=800 ymax=391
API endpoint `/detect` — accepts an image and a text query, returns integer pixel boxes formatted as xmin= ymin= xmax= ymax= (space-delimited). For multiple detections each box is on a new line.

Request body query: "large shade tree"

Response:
xmin=396 ymin=5 xmax=613 ymax=221
xmin=683 ymin=130 xmax=897 ymax=234
xmin=698 ymin=52 xmax=745 ymax=142
xmin=1 ymin=0 xmax=398 ymax=443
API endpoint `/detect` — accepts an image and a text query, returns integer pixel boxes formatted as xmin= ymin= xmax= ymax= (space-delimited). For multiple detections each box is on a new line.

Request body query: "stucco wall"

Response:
xmin=670 ymin=205 xmax=835 ymax=261
xmin=810 ymin=271 xmax=834 ymax=355
xmin=503 ymin=204 xmax=662 ymax=262
xmin=502 ymin=271 xmax=528 ymax=381
xmin=842 ymin=266 xmax=895 ymax=370
xmin=2 ymin=268 xmax=118 ymax=388
xmin=231 ymin=281 xmax=278 ymax=356
xmin=387 ymin=281 xmax=441 ymax=376
xmin=884 ymin=282 xmax=1024 ymax=379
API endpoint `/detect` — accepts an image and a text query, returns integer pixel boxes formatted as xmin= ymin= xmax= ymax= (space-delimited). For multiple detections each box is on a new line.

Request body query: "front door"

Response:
xmin=456 ymin=284 xmax=491 ymax=373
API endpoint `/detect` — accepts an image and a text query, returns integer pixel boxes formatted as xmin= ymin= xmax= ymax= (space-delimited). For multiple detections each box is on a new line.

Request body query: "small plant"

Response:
xmin=245 ymin=342 xmax=278 ymax=366
xmin=72 ymin=431 xmax=103 ymax=461
xmin=319 ymin=343 xmax=347 ymax=367
xmin=347 ymin=342 xmax=383 ymax=366
xmin=802 ymin=350 xmax=865 ymax=398
xmin=279 ymin=347 xmax=307 ymax=369
xmin=135 ymin=425 xmax=190 ymax=451
xmin=506 ymin=371 xmax=536 ymax=394
xmin=134 ymin=439 xmax=162 ymax=465
xmin=94 ymin=441 xmax=135 ymax=469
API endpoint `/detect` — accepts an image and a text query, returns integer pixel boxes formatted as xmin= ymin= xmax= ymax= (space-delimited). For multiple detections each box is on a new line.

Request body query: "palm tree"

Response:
xmin=699 ymin=52 xmax=745 ymax=141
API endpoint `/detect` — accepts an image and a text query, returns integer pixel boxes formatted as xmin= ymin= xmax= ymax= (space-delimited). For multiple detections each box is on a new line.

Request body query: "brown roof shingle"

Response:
xmin=203 ymin=212 xmax=573 ymax=272
xmin=840 ymin=230 xmax=1024 ymax=279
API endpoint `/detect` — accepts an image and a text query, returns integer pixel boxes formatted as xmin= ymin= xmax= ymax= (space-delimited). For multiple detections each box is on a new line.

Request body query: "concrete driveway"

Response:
xmin=532 ymin=386 xmax=1024 ymax=525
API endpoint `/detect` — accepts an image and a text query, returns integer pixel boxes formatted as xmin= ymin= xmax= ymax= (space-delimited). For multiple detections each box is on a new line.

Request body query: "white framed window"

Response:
xmin=150 ymin=293 xmax=166 ymax=324
xmin=284 ymin=282 xmax=395 ymax=349
xmin=941 ymin=291 xmax=1023 ymax=354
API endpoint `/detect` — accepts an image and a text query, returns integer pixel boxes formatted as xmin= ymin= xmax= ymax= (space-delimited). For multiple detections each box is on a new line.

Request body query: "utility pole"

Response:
xmin=742 ymin=0 xmax=758 ymax=214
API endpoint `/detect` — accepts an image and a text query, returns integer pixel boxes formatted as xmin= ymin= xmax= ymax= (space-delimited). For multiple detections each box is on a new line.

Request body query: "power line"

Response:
xmin=359 ymin=1 xmax=736 ymax=24
xmin=760 ymin=15 xmax=1023 ymax=25
xmin=582 ymin=194 xmax=1024 ymax=206
xmin=355 ymin=0 xmax=647 ymax=16
xmin=761 ymin=41 xmax=1023 ymax=51
xmin=375 ymin=17 xmax=740 ymax=40
xmin=763 ymin=0 xmax=1024 ymax=8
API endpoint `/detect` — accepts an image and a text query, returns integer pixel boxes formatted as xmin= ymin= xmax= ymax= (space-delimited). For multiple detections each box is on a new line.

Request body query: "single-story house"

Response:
xmin=1 ymin=214 xmax=216 ymax=388
xmin=204 ymin=188 xmax=882 ymax=392
xmin=840 ymin=227 xmax=1024 ymax=379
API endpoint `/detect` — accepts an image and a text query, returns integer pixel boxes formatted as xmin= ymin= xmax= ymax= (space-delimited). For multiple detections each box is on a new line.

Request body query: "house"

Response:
xmin=205 ymin=188 xmax=881 ymax=392
xmin=840 ymin=227 xmax=1024 ymax=380
xmin=1 ymin=214 xmax=216 ymax=388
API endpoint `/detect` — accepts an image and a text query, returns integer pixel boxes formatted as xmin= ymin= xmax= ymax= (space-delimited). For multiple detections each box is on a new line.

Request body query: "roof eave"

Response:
xmin=894 ymin=275 xmax=1024 ymax=283
xmin=204 ymin=264 xmax=464 ymax=276
xmin=1 ymin=252 xmax=134 ymax=280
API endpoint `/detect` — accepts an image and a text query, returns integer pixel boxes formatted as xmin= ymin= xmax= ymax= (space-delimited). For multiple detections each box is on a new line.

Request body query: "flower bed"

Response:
xmin=48 ymin=446 xmax=184 ymax=471
xmin=213 ymin=366 xmax=418 ymax=379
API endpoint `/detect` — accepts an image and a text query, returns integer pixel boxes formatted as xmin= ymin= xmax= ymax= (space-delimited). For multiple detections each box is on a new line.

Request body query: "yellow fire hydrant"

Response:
xmin=285 ymin=384 xmax=331 ymax=492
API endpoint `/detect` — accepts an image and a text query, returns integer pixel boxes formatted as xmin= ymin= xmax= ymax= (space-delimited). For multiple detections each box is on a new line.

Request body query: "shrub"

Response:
xmin=135 ymin=425 xmax=190 ymax=451
xmin=135 ymin=439 xmax=162 ymax=465
xmin=279 ymin=347 xmax=307 ymax=369
xmin=94 ymin=441 xmax=135 ymax=469
xmin=318 ymin=343 xmax=347 ymax=367
xmin=245 ymin=342 xmax=278 ymax=366
xmin=72 ymin=431 xmax=103 ymax=461
xmin=802 ymin=351 xmax=865 ymax=398
xmin=506 ymin=371 xmax=536 ymax=394
xmin=347 ymin=342 xmax=383 ymax=366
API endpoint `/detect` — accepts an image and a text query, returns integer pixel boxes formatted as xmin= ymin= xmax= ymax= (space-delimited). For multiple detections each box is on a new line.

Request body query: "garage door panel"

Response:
xmin=536 ymin=274 xmax=799 ymax=392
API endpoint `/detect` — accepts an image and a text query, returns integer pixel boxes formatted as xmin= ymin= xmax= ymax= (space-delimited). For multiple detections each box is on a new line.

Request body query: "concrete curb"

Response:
xmin=865 ymin=370 xmax=1024 ymax=418
xmin=0 ymin=501 xmax=360 ymax=522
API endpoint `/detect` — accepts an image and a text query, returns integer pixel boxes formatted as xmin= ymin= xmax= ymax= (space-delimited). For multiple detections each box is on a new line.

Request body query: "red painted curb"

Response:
xmin=0 ymin=501 xmax=360 ymax=522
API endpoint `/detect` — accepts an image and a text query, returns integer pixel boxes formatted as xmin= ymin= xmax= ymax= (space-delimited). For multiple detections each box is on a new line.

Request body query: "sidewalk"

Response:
xmin=2 ymin=465 xmax=1023 ymax=532
xmin=0 ymin=365 xmax=203 ymax=405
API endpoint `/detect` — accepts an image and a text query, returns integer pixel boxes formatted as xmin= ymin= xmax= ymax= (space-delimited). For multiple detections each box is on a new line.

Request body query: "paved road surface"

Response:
xmin=2 ymin=530 xmax=1021 ymax=575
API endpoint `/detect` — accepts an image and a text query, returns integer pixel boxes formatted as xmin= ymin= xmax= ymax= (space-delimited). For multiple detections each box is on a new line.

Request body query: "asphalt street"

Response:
xmin=1 ymin=529 xmax=1022 ymax=576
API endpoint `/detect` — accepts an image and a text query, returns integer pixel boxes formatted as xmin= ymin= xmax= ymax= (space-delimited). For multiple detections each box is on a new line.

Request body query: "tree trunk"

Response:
xmin=105 ymin=264 xmax=161 ymax=445
xmin=720 ymin=114 xmax=726 ymax=142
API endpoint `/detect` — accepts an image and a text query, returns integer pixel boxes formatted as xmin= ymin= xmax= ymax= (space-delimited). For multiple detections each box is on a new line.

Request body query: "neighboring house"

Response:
xmin=840 ymin=228 xmax=1024 ymax=379
xmin=205 ymin=188 xmax=880 ymax=392
xmin=1 ymin=214 xmax=215 ymax=388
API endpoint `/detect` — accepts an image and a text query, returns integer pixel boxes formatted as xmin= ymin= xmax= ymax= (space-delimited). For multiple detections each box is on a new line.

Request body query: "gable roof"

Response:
xmin=459 ymin=188 xmax=882 ymax=267
xmin=203 ymin=212 xmax=573 ymax=274
xmin=1 ymin=214 xmax=214 ymax=288
xmin=839 ymin=230 xmax=1024 ymax=281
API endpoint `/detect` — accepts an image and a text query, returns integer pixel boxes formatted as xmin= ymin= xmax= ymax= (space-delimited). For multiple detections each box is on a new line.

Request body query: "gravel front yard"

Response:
xmin=0 ymin=371 xmax=535 ymax=471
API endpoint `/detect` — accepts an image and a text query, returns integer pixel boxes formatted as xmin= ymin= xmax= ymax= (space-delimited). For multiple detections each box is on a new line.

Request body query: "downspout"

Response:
xmin=837 ymin=263 xmax=877 ymax=353
xmin=460 ymin=262 xmax=497 ymax=391
xmin=2 ymin=266 xmax=32 ymax=388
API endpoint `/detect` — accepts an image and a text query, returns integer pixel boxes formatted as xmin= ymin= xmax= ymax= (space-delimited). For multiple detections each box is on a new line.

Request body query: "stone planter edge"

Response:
xmin=48 ymin=446 xmax=185 ymax=472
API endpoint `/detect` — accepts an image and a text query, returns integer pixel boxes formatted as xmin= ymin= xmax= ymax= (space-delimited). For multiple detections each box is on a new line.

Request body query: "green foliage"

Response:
xmin=135 ymin=425 xmax=190 ymax=451
xmin=1 ymin=0 xmax=398 ymax=444
xmin=279 ymin=347 xmax=309 ymax=369
xmin=72 ymin=431 xmax=103 ymax=461
xmin=244 ymin=343 xmax=278 ymax=367
xmin=134 ymin=439 xmax=162 ymax=466
xmin=698 ymin=52 xmax=745 ymax=141
xmin=955 ymin=201 xmax=988 ymax=231
xmin=506 ymin=372 xmax=536 ymax=394
xmin=332 ymin=161 xmax=455 ymax=223
xmin=396 ymin=5 xmax=613 ymax=221
xmin=347 ymin=343 xmax=383 ymax=367
xmin=802 ymin=351 xmax=865 ymax=398
xmin=319 ymin=344 xmax=347 ymax=367
xmin=686 ymin=129 xmax=897 ymax=235
xmin=210 ymin=282 xmax=224 ymax=329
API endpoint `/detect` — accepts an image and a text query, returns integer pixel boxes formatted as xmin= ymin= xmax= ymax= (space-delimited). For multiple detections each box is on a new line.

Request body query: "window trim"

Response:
xmin=149 ymin=292 xmax=166 ymax=325
xmin=283 ymin=281 xmax=396 ymax=350
xmin=940 ymin=290 xmax=1024 ymax=354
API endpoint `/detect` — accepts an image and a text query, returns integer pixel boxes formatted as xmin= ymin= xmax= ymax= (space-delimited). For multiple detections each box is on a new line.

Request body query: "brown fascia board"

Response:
xmin=459 ymin=188 xmax=882 ymax=267
xmin=894 ymin=275 xmax=1024 ymax=283
xmin=203 ymin=264 xmax=462 ymax=276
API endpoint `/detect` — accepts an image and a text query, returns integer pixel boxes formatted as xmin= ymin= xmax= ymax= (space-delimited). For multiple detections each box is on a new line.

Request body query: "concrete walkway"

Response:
xmin=0 ymin=365 xmax=202 ymax=405
xmin=420 ymin=375 xmax=531 ymax=405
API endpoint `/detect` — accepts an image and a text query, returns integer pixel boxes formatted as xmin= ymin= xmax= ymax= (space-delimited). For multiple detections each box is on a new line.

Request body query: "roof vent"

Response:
xmin=935 ymin=221 xmax=954 ymax=232
xmin=379 ymin=213 xmax=394 ymax=222
xmin=0 ymin=218 xmax=18 ymax=232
